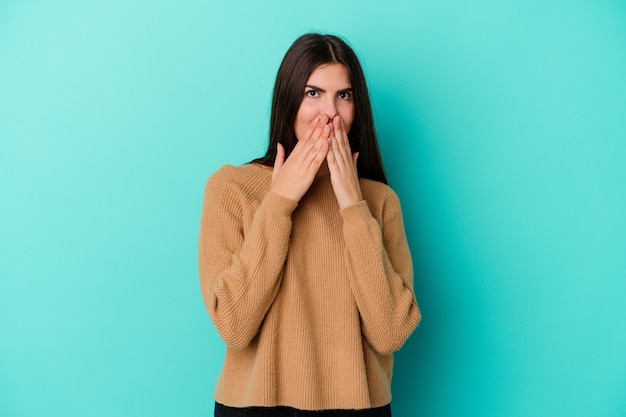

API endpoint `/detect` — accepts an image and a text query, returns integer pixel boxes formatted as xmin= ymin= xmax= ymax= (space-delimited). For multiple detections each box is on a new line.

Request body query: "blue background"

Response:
xmin=1 ymin=1 xmax=625 ymax=416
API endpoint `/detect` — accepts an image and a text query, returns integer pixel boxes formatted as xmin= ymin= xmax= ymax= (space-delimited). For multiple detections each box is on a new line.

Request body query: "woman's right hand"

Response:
xmin=271 ymin=116 xmax=331 ymax=202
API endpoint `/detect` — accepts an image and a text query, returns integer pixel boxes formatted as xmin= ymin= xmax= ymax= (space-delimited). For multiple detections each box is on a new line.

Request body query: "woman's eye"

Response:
xmin=339 ymin=91 xmax=352 ymax=100
xmin=305 ymin=90 xmax=318 ymax=97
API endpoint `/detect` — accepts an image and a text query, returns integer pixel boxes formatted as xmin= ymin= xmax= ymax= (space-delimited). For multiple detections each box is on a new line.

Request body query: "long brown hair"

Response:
xmin=252 ymin=33 xmax=387 ymax=184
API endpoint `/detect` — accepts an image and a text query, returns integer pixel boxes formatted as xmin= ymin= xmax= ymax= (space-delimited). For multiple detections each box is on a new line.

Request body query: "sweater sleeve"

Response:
xmin=198 ymin=170 xmax=297 ymax=349
xmin=340 ymin=192 xmax=420 ymax=355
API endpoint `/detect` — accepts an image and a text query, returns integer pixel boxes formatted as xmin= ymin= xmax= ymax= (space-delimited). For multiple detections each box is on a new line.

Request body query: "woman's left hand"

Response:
xmin=327 ymin=116 xmax=363 ymax=209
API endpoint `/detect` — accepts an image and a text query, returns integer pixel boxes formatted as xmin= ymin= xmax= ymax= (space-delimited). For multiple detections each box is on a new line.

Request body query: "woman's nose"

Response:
xmin=321 ymin=98 xmax=337 ymax=119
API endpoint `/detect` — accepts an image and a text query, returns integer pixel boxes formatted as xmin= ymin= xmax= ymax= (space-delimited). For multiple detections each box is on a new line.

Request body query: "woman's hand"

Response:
xmin=327 ymin=116 xmax=363 ymax=209
xmin=271 ymin=116 xmax=331 ymax=202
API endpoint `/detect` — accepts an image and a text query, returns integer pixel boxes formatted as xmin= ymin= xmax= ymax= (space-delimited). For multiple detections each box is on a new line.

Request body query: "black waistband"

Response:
xmin=215 ymin=402 xmax=392 ymax=417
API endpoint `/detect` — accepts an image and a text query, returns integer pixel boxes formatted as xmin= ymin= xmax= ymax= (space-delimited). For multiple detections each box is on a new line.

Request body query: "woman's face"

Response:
xmin=294 ymin=63 xmax=355 ymax=141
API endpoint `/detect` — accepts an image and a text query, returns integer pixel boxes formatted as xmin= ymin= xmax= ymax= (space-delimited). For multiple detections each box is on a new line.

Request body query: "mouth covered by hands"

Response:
xmin=271 ymin=115 xmax=362 ymax=209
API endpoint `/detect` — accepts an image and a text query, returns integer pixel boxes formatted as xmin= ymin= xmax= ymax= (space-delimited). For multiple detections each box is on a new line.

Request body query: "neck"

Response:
xmin=316 ymin=161 xmax=330 ymax=177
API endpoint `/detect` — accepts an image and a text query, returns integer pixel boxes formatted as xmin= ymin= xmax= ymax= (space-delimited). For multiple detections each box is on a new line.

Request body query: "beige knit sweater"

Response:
xmin=198 ymin=163 xmax=420 ymax=411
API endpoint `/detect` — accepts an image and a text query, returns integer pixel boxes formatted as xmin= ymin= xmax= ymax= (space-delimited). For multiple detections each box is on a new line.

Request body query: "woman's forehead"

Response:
xmin=306 ymin=63 xmax=351 ymax=88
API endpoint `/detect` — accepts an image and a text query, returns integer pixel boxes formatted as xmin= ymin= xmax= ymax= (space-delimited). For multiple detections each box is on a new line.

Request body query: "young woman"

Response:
xmin=199 ymin=33 xmax=420 ymax=417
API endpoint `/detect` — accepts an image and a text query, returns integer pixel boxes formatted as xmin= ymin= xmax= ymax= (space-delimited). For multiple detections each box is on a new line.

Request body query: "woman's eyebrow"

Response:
xmin=305 ymin=84 xmax=353 ymax=93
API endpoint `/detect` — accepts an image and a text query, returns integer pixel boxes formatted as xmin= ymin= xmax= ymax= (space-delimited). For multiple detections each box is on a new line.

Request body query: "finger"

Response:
xmin=339 ymin=117 xmax=353 ymax=156
xmin=307 ymin=127 xmax=331 ymax=169
xmin=302 ymin=116 xmax=321 ymax=142
xmin=309 ymin=116 xmax=330 ymax=144
xmin=316 ymin=138 xmax=331 ymax=166
xmin=293 ymin=116 xmax=328 ymax=160
xmin=329 ymin=134 xmax=344 ymax=168
xmin=332 ymin=117 xmax=351 ymax=167
xmin=352 ymin=152 xmax=359 ymax=167
xmin=273 ymin=143 xmax=285 ymax=180
xmin=326 ymin=138 xmax=337 ymax=167
xmin=340 ymin=117 xmax=350 ymax=144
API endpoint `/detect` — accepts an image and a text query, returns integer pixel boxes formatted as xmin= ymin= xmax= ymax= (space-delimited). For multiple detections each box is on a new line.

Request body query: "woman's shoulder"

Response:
xmin=359 ymin=178 xmax=399 ymax=201
xmin=209 ymin=162 xmax=271 ymax=181
xmin=206 ymin=163 xmax=272 ymax=195
xmin=359 ymin=178 xmax=402 ymax=216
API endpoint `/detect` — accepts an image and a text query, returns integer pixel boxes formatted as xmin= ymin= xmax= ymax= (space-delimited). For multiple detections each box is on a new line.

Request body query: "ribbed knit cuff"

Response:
xmin=339 ymin=200 xmax=371 ymax=228
xmin=262 ymin=191 xmax=299 ymax=217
